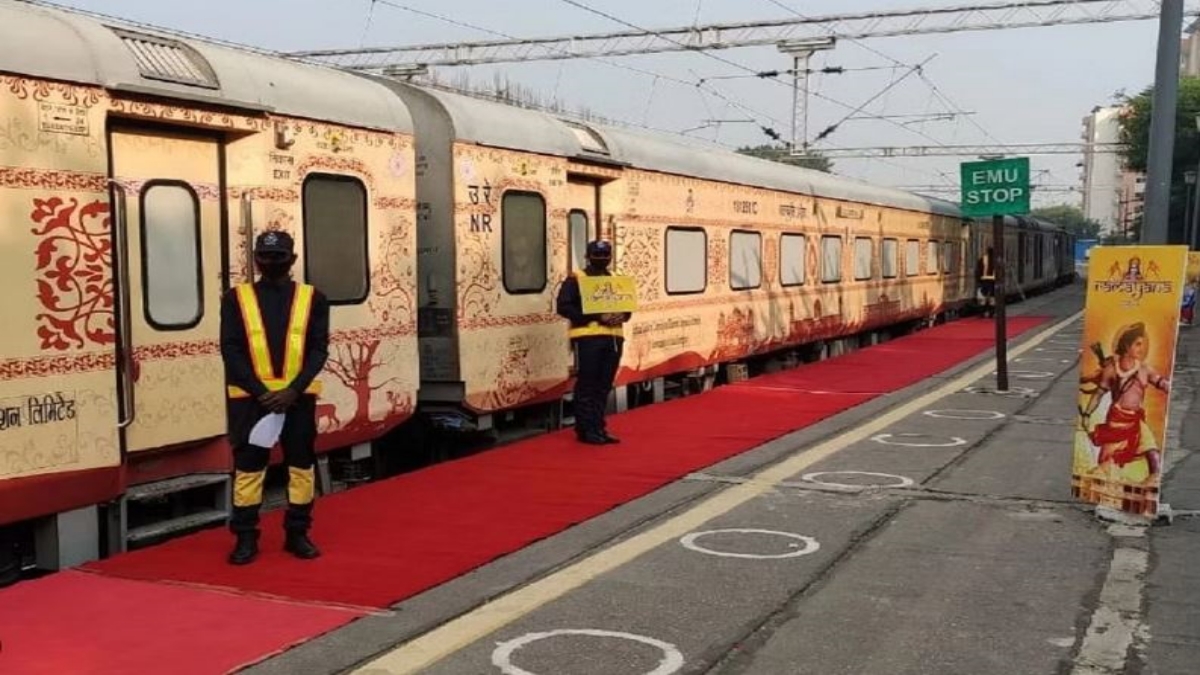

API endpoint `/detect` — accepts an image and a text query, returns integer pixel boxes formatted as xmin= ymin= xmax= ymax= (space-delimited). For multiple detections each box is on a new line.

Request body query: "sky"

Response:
xmin=43 ymin=0 xmax=1172 ymax=208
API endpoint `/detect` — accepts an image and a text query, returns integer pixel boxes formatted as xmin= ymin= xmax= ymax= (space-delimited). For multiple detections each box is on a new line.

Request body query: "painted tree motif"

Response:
xmin=324 ymin=339 xmax=398 ymax=427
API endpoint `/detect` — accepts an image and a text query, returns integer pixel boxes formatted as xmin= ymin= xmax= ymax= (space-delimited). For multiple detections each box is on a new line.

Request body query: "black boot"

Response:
xmin=284 ymin=531 xmax=321 ymax=560
xmin=228 ymin=531 xmax=259 ymax=566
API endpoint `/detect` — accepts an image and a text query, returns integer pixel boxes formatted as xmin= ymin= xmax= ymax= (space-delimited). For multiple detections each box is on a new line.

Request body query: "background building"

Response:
xmin=1080 ymin=106 xmax=1125 ymax=237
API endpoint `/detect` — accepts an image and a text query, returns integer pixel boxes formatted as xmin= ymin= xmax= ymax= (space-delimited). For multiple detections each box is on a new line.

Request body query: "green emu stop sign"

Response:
xmin=960 ymin=157 xmax=1031 ymax=218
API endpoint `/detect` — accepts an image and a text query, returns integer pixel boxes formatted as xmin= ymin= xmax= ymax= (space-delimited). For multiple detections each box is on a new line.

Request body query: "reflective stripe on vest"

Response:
xmin=567 ymin=270 xmax=624 ymax=339
xmin=980 ymin=254 xmax=995 ymax=281
xmin=227 ymin=283 xmax=323 ymax=399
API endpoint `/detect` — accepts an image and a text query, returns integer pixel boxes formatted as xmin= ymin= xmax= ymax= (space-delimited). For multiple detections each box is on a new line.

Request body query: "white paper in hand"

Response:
xmin=248 ymin=412 xmax=285 ymax=448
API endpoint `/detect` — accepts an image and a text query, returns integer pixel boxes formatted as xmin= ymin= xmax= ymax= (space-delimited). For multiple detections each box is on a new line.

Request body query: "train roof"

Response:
xmin=388 ymin=81 xmax=963 ymax=219
xmin=0 ymin=0 xmax=413 ymax=133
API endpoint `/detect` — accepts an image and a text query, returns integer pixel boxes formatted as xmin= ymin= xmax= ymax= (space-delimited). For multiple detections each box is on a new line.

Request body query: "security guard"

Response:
xmin=975 ymin=246 xmax=997 ymax=318
xmin=219 ymin=230 xmax=329 ymax=565
xmin=555 ymin=240 xmax=631 ymax=445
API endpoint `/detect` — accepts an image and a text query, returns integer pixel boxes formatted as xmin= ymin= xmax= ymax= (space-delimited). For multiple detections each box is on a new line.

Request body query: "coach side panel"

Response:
xmin=0 ymin=75 xmax=120 ymax=524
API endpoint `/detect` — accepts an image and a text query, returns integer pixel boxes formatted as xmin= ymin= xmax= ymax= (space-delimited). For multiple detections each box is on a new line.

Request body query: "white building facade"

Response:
xmin=1080 ymin=106 xmax=1137 ymax=238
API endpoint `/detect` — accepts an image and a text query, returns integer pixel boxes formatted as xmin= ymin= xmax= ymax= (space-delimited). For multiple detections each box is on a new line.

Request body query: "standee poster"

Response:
xmin=1073 ymin=245 xmax=1188 ymax=517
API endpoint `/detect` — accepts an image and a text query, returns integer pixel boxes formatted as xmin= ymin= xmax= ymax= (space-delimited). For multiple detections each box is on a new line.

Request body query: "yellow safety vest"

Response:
xmin=567 ymin=270 xmax=625 ymax=340
xmin=980 ymin=254 xmax=995 ymax=281
xmin=227 ymin=282 xmax=323 ymax=399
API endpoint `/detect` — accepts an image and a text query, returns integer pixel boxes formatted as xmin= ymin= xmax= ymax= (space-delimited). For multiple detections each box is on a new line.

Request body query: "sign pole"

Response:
xmin=961 ymin=156 xmax=1028 ymax=394
xmin=993 ymin=214 xmax=1008 ymax=392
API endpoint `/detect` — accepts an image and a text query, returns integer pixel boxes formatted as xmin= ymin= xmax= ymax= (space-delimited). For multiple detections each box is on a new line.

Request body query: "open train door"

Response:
xmin=108 ymin=125 xmax=227 ymax=454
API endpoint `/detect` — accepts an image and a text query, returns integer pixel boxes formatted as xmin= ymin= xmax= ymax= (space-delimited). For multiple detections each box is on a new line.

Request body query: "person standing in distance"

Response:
xmin=556 ymin=240 xmax=631 ymax=445
xmin=975 ymin=246 xmax=997 ymax=318
xmin=220 ymin=231 xmax=329 ymax=565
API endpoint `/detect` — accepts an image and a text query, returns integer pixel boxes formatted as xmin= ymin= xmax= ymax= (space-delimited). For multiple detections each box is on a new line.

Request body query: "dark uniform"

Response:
xmin=555 ymin=240 xmax=631 ymax=445
xmin=219 ymin=231 xmax=329 ymax=565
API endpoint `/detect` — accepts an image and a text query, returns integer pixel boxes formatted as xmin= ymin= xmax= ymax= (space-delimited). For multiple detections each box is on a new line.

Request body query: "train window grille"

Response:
xmin=926 ymin=240 xmax=940 ymax=275
xmin=905 ymin=240 xmax=920 ymax=277
xmin=820 ymin=235 xmax=842 ymax=283
xmin=112 ymin=28 xmax=220 ymax=89
xmin=780 ymin=233 xmax=806 ymax=287
xmin=501 ymin=191 xmax=548 ymax=294
xmin=302 ymin=174 xmax=370 ymax=304
xmin=853 ymin=237 xmax=873 ymax=281
xmin=665 ymin=227 xmax=707 ymax=294
xmin=140 ymin=182 xmax=203 ymax=329
xmin=568 ymin=210 xmax=589 ymax=271
xmin=881 ymin=238 xmax=899 ymax=279
xmin=730 ymin=230 xmax=763 ymax=290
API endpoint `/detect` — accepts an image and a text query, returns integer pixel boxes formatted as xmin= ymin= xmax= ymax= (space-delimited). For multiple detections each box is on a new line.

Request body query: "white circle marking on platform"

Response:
xmin=923 ymin=409 xmax=1005 ymax=421
xmin=801 ymin=471 xmax=915 ymax=490
xmin=993 ymin=370 xmax=1055 ymax=380
xmin=678 ymin=528 xmax=821 ymax=560
xmin=871 ymin=433 xmax=968 ymax=448
xmin=492 ymin=629 xmax=685 ymax=675
xmin=962 ymin=385 xmax=1038 ymax=396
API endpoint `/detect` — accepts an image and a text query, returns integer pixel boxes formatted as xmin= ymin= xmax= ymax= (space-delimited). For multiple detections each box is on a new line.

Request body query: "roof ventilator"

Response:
xmin=111 ymin=27 xmax=220 ymax=90
xmin=564 ymin=121 xmax=610 ymax=157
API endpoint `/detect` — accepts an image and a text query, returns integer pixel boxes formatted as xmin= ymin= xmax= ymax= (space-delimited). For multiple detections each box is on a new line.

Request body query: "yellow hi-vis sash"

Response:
xmin=567 ymin=270 xmax=626 ymax=339
xmin=227 ymin=283 xmax=322 ymax=399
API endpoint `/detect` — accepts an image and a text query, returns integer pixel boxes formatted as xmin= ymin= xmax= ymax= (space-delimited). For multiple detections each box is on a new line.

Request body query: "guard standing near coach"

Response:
xmin=220 ymin=231 xmax=329 ymax=565
xmin=975 ymin=246 xmax=997 ymax=318
xmin=556 ymin=240 xmax=631 ymax=445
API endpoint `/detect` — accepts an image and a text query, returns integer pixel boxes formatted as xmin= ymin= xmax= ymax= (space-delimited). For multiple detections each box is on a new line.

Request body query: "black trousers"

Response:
xmin=573 ymin=336 xmax=623 ymax=438
xmin=226 ymin=395 xmax=318 ymax=535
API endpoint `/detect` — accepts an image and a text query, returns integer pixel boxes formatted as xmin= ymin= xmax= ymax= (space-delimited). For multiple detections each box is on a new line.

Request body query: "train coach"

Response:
xmin=0 ymin=0 xmax=1073 ymax=579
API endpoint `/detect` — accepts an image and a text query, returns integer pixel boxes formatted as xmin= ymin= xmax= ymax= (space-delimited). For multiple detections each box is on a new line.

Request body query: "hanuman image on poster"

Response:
xmin=1073 ymin=246 xmax=1187 ymax=517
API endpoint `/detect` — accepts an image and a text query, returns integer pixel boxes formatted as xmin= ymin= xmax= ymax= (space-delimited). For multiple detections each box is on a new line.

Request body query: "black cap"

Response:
xmin=586 ymin=240 xmax=612 ymax=258
xmin=254 ymin=230 xmax=294 ymax=255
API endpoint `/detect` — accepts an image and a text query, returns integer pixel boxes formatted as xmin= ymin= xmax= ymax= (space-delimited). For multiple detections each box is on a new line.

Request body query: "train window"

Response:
xmin=730 ymin=230 xmax=763 ymax=290
xmin=303 ymin=174 xmax=369 ymax=304
xmin=780 ymin=233 xmax=806 ymax=286
xmin=501 ymin=191 xmax=548 ymax=294
xmin=666 ymin=227 xmax=707 ymax=294
xmin=943 ymin=242 xmax=959 ymax=273
xmin=926 ymin=240 xmax=940 ymax=275
xmin=882 ymin=238 xmax=899 ymax=279
xmin=569 ymin=210 xmax=589 ymax=271
xmin=905 ymin=239 xmax=920 ymax=277
xmin=854 ymin=237 xmax=873 ymax=281
xmin=821 ymin=235 xmax=842 ymax=283
xmin=141 ymin=182 xmax=202 ymax=329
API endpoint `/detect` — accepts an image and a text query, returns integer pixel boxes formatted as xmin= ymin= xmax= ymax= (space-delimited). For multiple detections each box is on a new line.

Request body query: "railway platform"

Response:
xmin=3 ymin=282 xmax=1199 ymax=674
xmin=261 ymin=282 xmax=1197 ymax=675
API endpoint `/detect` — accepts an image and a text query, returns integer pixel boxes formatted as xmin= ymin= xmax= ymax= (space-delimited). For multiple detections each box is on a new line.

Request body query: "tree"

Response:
xmin=737 ymin=144 xmax=834 ymax=173
xmin=1031 ymin=204 xmax=1102 ymax=239
xmin=1117 ymin=76 xmax=1200 ymax=243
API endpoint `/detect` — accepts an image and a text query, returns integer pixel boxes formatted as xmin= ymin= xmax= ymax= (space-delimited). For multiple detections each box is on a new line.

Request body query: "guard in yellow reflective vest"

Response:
xmin=220 ymin=231 xmax=329 ymax=565
xmin=555 ymin=240 xmax=631 ymax=445
xmin=975 ymin=246 xmax=997 ymax=318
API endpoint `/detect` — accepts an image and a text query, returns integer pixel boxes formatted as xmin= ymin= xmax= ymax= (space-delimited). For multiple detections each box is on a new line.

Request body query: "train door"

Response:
xmin=567 ymin=177 xmax=601 ymax=270
xmin=109 ymin=126 xmax=226 ymax=453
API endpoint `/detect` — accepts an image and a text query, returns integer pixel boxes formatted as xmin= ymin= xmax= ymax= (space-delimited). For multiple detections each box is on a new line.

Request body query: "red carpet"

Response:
xmin=83 ymin=315 xmax=1047 ymax=609
xmin=0 ymin=571 xmax=361 ymax=674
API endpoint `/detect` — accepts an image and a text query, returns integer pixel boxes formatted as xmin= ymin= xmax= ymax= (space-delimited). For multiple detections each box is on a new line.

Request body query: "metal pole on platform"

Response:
xmin=993 ymin=214 xmax=1009 ymax=392
xmin=1141 ymin=0 xmax=1184 ymax=245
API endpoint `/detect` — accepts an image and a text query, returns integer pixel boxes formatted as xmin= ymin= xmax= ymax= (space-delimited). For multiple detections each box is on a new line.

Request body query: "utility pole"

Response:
xmin=778 ymin=38 xmax=835 ymax=153
xmin=1141 ymin=0 xmax=1184 ymax=245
